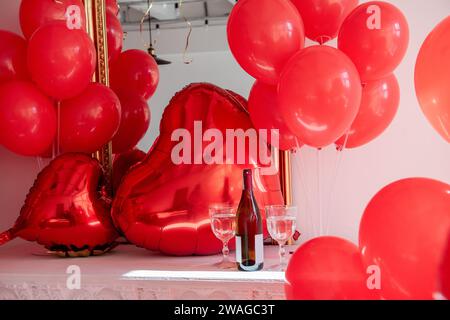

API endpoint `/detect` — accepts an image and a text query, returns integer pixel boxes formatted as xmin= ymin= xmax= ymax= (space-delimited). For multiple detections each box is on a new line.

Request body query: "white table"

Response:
xmin=0 ymin=240 xmax=292 ymax=300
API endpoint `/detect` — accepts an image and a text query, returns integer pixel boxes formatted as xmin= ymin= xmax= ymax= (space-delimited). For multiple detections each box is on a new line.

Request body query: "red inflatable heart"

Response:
xmin=112 ymin=83 xmax=284 ymax=256
xmin=0 ymin=153 xmax=119 ymax=257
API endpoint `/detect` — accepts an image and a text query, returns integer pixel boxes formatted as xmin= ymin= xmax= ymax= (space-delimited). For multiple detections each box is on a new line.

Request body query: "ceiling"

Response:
xmin=118 ymin=0 xmax=236 ymax=27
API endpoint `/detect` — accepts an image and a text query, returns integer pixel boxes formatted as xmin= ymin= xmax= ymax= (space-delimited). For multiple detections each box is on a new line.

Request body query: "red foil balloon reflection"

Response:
xmin=112 ymin=83 xmax=284 ymax=256
xmin=0 ymin=154 xmax=119 ymax=255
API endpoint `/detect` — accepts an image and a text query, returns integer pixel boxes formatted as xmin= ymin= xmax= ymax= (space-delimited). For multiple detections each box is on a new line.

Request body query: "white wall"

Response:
xmin=1 ymin=0 xmax=449 ymax=247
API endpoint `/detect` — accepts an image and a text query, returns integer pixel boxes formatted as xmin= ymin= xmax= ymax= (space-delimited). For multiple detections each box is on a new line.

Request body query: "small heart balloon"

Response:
xmin=0 ymin=153 xmax=119 ymax=257
xmin=112 ymin=83 xmax=284 ymax=256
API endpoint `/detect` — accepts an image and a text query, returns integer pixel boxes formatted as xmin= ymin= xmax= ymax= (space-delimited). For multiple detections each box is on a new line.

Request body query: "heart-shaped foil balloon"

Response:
xmin=0 ymin=153 xmax=119 ymax=257
xmin=112 ymin=83 xmax=284 ymax=256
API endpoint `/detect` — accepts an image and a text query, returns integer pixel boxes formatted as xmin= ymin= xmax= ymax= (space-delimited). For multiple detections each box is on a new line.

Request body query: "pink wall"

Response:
xmin=0 ymin=0 xmax=40 ymax=232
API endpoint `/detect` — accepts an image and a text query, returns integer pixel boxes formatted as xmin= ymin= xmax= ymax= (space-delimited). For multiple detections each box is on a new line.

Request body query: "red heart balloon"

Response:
xmin=112 ymin=83 xmax=284 ymax=256
xmin=0 ymin=153 xmax=119 ymax=256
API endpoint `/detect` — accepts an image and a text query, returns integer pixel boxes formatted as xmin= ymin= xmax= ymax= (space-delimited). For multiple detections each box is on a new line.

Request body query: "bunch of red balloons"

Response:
xmin=0 ymin=0 xmax=157 ymax=157
xmin=285 ymin=178 xmax=450 ymax=300
xmin=228 ymin=0 xmax=409 ymax=150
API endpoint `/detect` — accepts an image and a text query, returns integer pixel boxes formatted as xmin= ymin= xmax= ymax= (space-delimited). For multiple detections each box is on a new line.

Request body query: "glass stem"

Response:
xmin=279 ymin=242 xmax=287 ymax=269
xmin=222 ymin=241 xmax=230 ymax=262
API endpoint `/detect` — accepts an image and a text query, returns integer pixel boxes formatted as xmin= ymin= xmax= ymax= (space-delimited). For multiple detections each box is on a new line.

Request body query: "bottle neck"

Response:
xmin=243 ymin=169 xmax=253 ymax=191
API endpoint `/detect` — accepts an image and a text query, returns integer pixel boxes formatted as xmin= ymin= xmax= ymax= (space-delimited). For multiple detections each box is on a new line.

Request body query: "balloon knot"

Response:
xmin=0 ymin=229 xmax=15 ymax=246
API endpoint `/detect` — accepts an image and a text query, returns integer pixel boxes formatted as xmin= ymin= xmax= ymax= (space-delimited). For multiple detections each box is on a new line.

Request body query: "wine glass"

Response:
xmin=209 ymin=204 xmax=236 ymax=269
xmin=265 ymin=205 xmax=297 ymax=271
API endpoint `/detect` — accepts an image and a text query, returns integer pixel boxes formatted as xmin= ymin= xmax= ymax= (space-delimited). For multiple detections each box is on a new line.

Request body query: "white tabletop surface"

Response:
xmin=0 ymin=240 xmax=294 ymax=300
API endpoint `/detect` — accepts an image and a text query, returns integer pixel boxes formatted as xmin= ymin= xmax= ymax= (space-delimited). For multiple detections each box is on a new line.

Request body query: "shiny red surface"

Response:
xmin=227 ymin=0 xmax=305 ymax=85
xmin=285 ymin=236 xmax=379 ymax=300
xmin=60 ymin=83 xmax=121 ymax=154
xmin=415 ymin=16 xmax=450 ymax=143
xmin=106 ymin=0 xmax=119 ymax=16
xmin=27 ymin=21 xmax=96 ymax=100
xmin=0 ymin=81 xmax=56 ymax=156
xmin=360 ymin=178 xmax=450 ymax=299
xmin=110 ymin=49 xmax=159 ymax=100
xmin=112 ymin=93 xmax=151 ymax=154
xmin=248 ymin=81 xmax=297 ymax=151
xmin=279 ymin=46 xmax=362 ymax=148
xmin=440 ymin=235 xmax=450 ymax=299
xmin=336 ymin=74 xmax=400 ymax=149
xmin=0 ymin=30 xmax=29 ymax=84
xmin=338 ymin=1 xmax=409 ymax=82
xmin=106 ymin=10 xmax=123 ymax=64
xmin=112 ymin=83 xmax=284 ymax=256
xmin=112 ymin=148 xmax=147 ymax=192
xmin=19 ymin=0 xmax=86 ymax=39
xmin=1 ymin=153 xmax=119 ymax=250
xmin=291 ymin=0 xmax=358 ymax=44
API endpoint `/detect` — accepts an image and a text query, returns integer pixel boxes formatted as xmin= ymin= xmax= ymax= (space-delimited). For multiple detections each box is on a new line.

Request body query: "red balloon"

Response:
xmin=440 ymin=234 xmax=450 ymax=300
xmin=0 ymin=153 xmax=119 ymax=255
xmin=112 ymin=148 xmax=147 ymax=192
xmin=338 ymin=1 xmax=409 ymax=82
xmin=285 ymin=236 xmax=380 ymax=300
xmin=112 ymin=83 xmax=284 ymax=256
xmin=291 ymin=0 xmax=359 ymax=44
xmin=19 ymin=0 xmax=86 ymax=39
xmin=60 ymin=83 xmax=121 ymax=153
xmin=0 ymin=81 xmax=56 ymax=156
xmin=415 ymin=16 xmax=450 ymax=143
xmin=359 ymin=178 xmax=450 ymax=299
xmin=110 ymin=50 xmax=159 ymax=100
xmin=106 ymin=10 xmax=123 ymax=64
xmin=0 ymin=30 xmax=29 ymax=84
xmin=336 ymin=74 xmax=399 ymax=149
xmin=248 ymin=81 xmax=298 ymax=151
xmin=279 ymin=46 xmax=362 ymax=148
xmin=227 ymin=0 xmax=305 ymax=84
xmin=226 ymin=89 xmax=248 ymax=111
xmin=112 ymin=94 xmax=150 ymax=154
xmin=27 ymin=22 xmax=96 ymax=101
xmin=106 ymin=0 xmax=120 ymax=16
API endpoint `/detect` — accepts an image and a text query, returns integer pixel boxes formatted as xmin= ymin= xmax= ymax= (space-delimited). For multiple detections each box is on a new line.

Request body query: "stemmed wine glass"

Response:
xmin=209 ymin=204 xmax=236 ymax=269
xmin=265 ymin=205 xmax=297 ymax=271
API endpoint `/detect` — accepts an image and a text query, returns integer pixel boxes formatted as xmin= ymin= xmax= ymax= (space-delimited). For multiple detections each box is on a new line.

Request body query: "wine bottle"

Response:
xmin=235 ymin=169 xmax=264 ymax=271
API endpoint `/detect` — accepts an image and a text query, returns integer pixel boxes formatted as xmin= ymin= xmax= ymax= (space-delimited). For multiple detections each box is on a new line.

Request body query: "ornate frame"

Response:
xmin=83 ymin=0 xmax=113 ymax=193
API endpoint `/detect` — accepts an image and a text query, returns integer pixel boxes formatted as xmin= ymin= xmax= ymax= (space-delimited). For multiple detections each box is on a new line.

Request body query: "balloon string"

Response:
xmin=316 ymin=148 xmax=323 ymax=236
xmin=36 ymin=156 xmax=44 ymax=171
xmin=179 ymin=0 xmax=193 ymax=64
xmin=139 ymin=0 xmax=154 ymax=50
xmin=293 ymin=138 xmax=314 ymax=238
xmin=325 ymin=132 xmax=349 ymax=234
